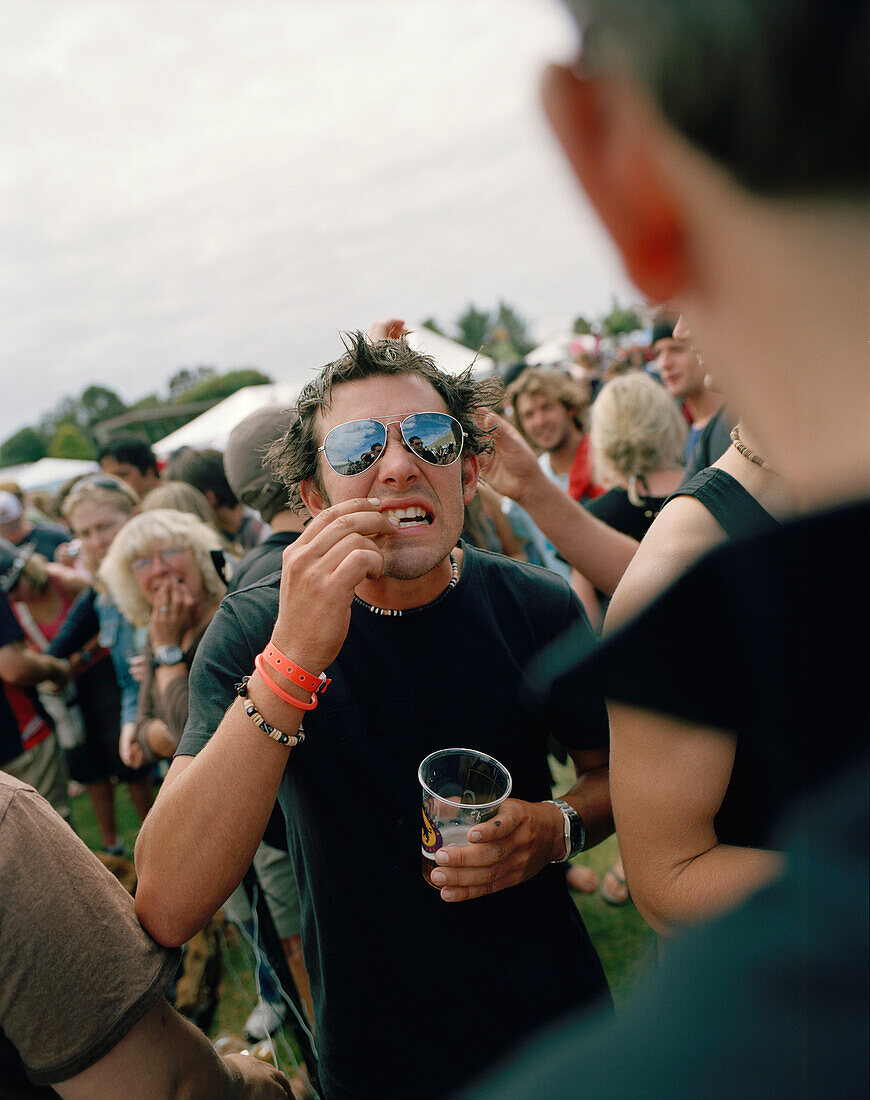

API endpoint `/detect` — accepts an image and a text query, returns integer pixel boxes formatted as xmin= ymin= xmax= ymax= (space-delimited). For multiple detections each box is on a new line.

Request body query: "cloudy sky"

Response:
xmin=0 ymin=0 xmax=636 ymax=445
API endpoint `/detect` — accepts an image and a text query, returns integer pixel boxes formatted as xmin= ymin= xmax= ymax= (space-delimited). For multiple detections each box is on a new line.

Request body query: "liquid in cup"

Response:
xmin=419 ymin=748 xmax=512 ymax=889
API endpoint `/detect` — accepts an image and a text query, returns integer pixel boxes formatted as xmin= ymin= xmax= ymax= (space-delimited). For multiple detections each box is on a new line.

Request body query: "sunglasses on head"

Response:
xmin=318 ymin=412 xmax=466 ymax=477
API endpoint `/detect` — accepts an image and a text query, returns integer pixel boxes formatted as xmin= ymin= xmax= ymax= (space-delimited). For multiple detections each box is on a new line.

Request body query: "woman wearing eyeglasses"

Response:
xmin=99 ymin=510 xmax=227 ymax=768
xmin=49 ymin=474 xmax=155 ymax=848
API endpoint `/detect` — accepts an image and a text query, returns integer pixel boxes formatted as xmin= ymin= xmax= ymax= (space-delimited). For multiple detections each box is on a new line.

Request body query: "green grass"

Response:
xmin=69 ymin=764 xmax=656 ymax=1078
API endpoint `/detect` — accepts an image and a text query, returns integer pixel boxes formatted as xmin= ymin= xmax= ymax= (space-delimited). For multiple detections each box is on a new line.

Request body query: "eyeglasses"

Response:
xmin=76 ymin=474 xmax=130 ymax=491
xmin=318 ymin=412 xmax=465 ymax=477
xmin=130 ymin=546 xmax=187 ymax=575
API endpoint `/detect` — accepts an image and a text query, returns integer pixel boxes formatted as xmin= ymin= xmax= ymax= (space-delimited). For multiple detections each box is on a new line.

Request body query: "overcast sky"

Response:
xmin=0 ymin=0 xmax=636 ymax=445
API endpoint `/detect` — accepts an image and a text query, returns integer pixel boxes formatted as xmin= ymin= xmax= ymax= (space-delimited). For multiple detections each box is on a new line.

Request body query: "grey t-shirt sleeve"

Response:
xmin=177 ymin=594 xmax=271 ymax=758
xmin=0 ymin=777 xmax=180 ymax=1086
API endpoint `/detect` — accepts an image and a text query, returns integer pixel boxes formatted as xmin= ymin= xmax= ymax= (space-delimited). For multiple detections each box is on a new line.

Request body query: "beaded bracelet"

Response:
xmin=234 ymin=677 xmax=305 ymax=748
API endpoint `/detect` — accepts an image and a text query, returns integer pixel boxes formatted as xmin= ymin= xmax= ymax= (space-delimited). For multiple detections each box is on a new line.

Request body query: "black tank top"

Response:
xmin=669 ymin=467 xmax=778 ymax=540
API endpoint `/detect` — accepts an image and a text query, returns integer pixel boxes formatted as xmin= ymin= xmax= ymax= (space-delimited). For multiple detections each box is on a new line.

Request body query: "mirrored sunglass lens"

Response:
xmin=403 ymin=413 xmax=462 ymax=465
xmin=324 ymin=420 xmax=387 ymax=475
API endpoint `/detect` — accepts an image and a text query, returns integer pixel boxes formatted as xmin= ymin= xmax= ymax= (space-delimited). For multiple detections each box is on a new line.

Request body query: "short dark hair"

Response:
xmin=565 ymin=0 xmax=869 ymax=198
xmin=266 ymin=331 xmax=503 ymax=513
xmin=98 ymin=435 xmax=158 ymax=475
xmin=164 ymin=447 xmax=238 ymax=509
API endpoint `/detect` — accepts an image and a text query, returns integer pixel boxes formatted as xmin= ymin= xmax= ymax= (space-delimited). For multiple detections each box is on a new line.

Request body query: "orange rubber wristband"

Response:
xmin=255 ymin=653 xmax=319 ymax=711
xmin=262 ymin=644 xmax=331 ymax=694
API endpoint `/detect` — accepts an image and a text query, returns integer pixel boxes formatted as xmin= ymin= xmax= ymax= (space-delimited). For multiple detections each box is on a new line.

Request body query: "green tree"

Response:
xmin=421 ymin=317 xmax=445 ymax=336
xmin=600 ymin=299 xmax=642 ymax=337
xmin=47 ymin=423 xmax=95 ymax=460
xmin=168 ymin=366 xmax=218 ymax=403
xmin=177 ymin=368 xmax=272 ymax=404
xmin=79 ymin=385 xmax=127 ymax=428
xmin=0 ymin=426 xmax=47 ymax=466
xmin=455 ymin=305 xmax=491 ymax=352
xmin=573 ymin=315 xmax=592 ymax=335
xmin=488 ymin=301 xmax=535 ymax=359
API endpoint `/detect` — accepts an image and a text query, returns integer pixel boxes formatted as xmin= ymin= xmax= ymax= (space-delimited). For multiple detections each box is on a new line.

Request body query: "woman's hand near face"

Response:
xmin=148 ymin=578 xmax=196 ymax=648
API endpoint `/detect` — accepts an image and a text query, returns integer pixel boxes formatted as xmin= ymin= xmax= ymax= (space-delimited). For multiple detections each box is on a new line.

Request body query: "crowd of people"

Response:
xmin=0 ymin=1 xmax=866 ymax=1097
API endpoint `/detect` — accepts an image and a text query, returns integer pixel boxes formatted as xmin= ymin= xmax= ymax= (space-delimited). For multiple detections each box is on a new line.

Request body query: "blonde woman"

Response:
xmin=99 ymin=509 xmax=226 ymax=767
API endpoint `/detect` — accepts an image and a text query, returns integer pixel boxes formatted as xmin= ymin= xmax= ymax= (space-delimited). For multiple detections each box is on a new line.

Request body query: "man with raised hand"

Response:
xmin=135 ymin=333 xmax=613 ymax=1100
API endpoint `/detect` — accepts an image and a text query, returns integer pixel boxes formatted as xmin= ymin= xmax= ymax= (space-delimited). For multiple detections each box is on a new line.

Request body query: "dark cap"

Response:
xmin=0 ymin=537 xmax=33 ymax=593
xmin=651 ymin=317 xmax=676 ymax=347
xmin=224 ymin=406 xmax=295 ymax=524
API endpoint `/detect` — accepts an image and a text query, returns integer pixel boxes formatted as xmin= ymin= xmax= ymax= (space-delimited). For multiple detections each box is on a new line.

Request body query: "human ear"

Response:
xmin=300 ymin=479 xmax=328 ymax=518
xmin=461 ymin=455 xmax=480 ymax=505
xmin=541 ymin=63 xmax=690 ymax=303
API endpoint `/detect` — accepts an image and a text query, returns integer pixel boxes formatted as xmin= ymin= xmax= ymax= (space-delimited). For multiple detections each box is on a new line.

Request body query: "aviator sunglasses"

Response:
xmin=318 ymin=412 xmax=466 ymax=476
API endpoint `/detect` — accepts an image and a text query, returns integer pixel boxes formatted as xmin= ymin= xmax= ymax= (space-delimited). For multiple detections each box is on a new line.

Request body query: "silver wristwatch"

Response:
xmin=152 ymin=644 xmax=184 ymax=667
xmin=546 ymin=799 xmax=587 ymax=862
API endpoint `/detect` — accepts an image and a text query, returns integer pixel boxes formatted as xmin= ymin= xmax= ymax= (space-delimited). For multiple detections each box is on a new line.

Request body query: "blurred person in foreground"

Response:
xmin=466 ymin=0 xmax=868 ymax=1095
xmin=135 ymin=333 xmax=614 ymax=1099
xmin=0 ymin=769 xmax=293 ymax=1097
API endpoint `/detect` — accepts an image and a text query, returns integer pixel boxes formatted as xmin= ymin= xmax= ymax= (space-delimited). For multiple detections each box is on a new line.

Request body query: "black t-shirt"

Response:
xmin=464 ymin=748 xmax=869 ymax=1100
xmin=227 ymin=531 xmax=300 ymax=594
xmin=670 ymin=467 xmax=778 ymax=541
xmin=585 ymin=487 xmax=669 ymax=542
xmin=534 ymin=499 xmax=870 ymax=847
xmin=14 ymin=524 xmax=70 ymax=562
xmin=180 ymin=544 xmax=610 ymax=1100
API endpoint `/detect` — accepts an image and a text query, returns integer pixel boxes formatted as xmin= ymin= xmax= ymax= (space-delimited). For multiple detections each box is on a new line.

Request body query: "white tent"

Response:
xmin=0 ymin=457 xmax=99 ymax=491
xmin=403 ymin=329 xmax=494 ymax=377
xmin=152 ymin=383 xmax=299 ymax=459
xmin=525 ymin=330 xmax=596 ymax=367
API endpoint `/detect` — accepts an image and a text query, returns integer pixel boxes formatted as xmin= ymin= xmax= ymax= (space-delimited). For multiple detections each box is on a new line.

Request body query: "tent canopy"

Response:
xmin=0 ymin=457 xmax=99 ymax=492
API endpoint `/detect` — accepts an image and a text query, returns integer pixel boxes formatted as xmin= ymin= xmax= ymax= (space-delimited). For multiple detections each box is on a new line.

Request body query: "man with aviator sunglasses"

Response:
xmin=136 ymin=332 xmax=614 ymax=1100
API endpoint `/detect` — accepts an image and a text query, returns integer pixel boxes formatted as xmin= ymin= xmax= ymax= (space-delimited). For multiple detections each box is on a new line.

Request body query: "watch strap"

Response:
xmin=546 ymin=798 xmax=587 ymax=862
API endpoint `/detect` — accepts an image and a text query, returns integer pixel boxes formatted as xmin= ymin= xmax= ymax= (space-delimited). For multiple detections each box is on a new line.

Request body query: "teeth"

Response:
xmin=383 ymin=506 xmax=430 ymax=526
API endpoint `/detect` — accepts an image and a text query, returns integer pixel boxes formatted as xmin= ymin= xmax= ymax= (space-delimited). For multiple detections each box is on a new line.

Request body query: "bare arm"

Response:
xmin=0 ymin=641 xmax=70 ymax=689
xmin=480 ymin=414 xmax=637 ymax=594
xmin=431 ymin=747 xmax=613 ymax=903
xmin=54 ymin=997 xmax=292 ymax=1100
xmin=609 ymin=703 xmax=782 ymax=935
xmin=135 ymin=497 xmax=397 ymax=945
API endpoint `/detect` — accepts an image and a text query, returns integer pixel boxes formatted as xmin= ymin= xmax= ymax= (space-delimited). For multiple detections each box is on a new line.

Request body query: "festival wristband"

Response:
xmin=261 ymin=643 xmax=331 ymax=695
xmin=255 ymin=653 xmax=320 ymax=711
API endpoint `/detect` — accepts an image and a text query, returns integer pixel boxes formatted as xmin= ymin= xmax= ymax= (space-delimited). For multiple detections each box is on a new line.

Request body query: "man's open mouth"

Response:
xmin=383 ymin=506 xmax=433 ymax=528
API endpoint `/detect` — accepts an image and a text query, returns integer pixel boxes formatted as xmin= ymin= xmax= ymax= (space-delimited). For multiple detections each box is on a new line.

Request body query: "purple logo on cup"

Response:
xmin=421 ymin=805 xmax=442 ymax=854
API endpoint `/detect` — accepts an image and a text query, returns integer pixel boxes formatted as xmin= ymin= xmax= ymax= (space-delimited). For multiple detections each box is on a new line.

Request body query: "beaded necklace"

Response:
xmin=730 ymin=426 xmax=775 ymax=471
xmin=352 ymin=553 xmax=459 ymax=618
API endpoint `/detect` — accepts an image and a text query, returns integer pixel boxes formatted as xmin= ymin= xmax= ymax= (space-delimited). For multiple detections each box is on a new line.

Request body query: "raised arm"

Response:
xmin=134 ymin=498 xmax=396 ymax=945
xmin=480 ymin=414 xmax=637 ymax=594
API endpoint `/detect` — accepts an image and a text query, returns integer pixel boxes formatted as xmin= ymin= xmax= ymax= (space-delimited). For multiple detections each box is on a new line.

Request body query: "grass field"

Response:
xmin=70 ymin=768 xmax=657 ymax=1082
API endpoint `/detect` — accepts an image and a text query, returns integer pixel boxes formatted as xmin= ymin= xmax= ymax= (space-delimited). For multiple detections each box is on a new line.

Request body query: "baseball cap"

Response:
xmin=224 ymin=406 xmax=295 ymax=523
xmin=0 ymin=491 xmax=23 ymax=525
